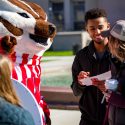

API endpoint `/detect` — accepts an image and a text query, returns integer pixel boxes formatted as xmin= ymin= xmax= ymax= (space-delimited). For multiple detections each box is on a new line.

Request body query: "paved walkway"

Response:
xmin=50 ymin=109 xmax=81 ymax=125
xmin=41 ymin=56 xmax=81 ymax=125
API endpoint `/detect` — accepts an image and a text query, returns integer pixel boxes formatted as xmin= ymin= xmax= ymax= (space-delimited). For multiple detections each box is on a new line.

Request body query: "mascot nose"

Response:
xmin=49 ymin=24 xmax=56 ymax=36
xmin=35 ymin=20 xmax=56 ymax=37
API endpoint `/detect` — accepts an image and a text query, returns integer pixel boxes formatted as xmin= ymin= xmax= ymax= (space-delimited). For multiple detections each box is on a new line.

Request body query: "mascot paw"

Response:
xmin=1 ymin=36 xmax=17 ymax=54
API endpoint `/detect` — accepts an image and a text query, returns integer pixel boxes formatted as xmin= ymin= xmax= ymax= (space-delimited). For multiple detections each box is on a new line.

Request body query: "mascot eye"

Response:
xmin=18 ymin=13 xmax=29 ymax=18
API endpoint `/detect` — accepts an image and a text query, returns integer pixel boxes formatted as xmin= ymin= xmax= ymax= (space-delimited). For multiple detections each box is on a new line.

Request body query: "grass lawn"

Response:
xmin=43 ymin=50 xmax=73 ymax=56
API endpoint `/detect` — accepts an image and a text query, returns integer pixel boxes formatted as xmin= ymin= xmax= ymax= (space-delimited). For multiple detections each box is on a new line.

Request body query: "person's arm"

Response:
xmin=110 ymin=58 xmax=125 ymax=96
xmin=21 ymin=109 xmax=35 ymax=125
xmin=117 ymin=78 xmax=125 ymax=96
xmin=0 ymin=36 xmax=17 ymax=54
xmin=71 ymin=54 xmax=87 ymax=96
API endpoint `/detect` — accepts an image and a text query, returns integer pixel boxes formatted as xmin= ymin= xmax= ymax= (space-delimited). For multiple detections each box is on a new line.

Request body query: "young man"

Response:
xmin=71 ymin=8 xmax=110 ymax=125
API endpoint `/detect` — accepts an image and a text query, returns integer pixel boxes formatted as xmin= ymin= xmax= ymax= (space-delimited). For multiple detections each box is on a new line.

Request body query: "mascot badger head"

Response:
xmin=0 ymin=0 xmax=56 ymax=56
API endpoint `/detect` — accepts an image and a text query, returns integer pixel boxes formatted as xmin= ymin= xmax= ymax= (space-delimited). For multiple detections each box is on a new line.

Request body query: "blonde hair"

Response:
xmin=109 ymin=35 xmax=125 ymax=62
xmin=0 ymin=55 xmax=20 ymax=106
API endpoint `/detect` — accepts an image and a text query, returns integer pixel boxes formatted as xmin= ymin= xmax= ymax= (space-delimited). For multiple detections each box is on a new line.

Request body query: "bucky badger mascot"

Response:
xmin=0 ymin=0 xmax=56 ymax=125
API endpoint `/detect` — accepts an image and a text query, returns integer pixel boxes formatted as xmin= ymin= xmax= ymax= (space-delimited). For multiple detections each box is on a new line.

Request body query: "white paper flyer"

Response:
xmin=80 ymin=70 xmax=111 ymax=86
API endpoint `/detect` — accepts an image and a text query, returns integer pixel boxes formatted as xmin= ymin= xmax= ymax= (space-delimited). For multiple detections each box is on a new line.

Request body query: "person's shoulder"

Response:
xmin=76 ymin=45 xmax=89 ymax=56
xmin=0 ymin=98 xmax=34 ymax=125
xmin=0 ymin=98 xmax=21 ymax=124
xmin=0 ymin=97 xmax=15 ymax=109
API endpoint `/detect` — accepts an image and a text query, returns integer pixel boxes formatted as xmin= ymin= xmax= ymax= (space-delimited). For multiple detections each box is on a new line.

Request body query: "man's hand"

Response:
xmin=78 ymin=71 xmax=90 ymax=85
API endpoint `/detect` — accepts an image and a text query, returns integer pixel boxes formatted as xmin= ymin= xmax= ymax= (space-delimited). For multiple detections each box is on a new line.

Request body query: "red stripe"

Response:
xmin=32 ymin=55 xmax=38 ymax=65
xmin=27 ymin=78 xmax=34 ymax=94
xmin=22 ymin=54 xmax=29 ymax=64
xmin=11 ymin=52 xmax=16 ymax=62
xmin=11 ymin=53 xmax=42 ymax=65
xmin=34 ymin=89 xmax=41 ymax=103
xmin=12 ymin=68 xmax=18 ymax=80
xmin=19 ymin=65 xmax=27 ymax=85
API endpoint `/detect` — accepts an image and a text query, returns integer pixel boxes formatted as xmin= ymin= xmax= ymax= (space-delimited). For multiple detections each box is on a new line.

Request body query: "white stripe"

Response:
xmin=36 ymin=60 xmax=39 ymax=65
xmin=27 ymin=58 xmax=33 ymax=65
xmin=45 ymin=13 xmax=48 ymax=21
xmin=32 ymin=66 xmax=38 ymax=78
xmin=36 ymin=56 xmax=40 ymax=65
xmin=19 ymin=0 xmax=39 ymax=18
xmin=27 ymin=54 xmax=34 ymax=65
xmin=14 ymin=66 xmax=22 ymax=82
xmin=24 ymin=65 xmax=31 ymax=78
xmin=15 ymin=56 xmax=23 ymax=64
xmin=39 ymin=106 xmax=45 ymax=125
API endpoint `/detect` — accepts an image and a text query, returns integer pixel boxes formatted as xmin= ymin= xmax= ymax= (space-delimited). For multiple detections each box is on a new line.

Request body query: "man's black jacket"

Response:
xmin=71 ymin=41 xmax=110 ymax=125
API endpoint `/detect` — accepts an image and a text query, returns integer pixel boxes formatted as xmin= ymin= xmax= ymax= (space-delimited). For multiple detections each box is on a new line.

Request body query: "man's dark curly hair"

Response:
xmin=85 ymin=8 xmax=108 ymax=25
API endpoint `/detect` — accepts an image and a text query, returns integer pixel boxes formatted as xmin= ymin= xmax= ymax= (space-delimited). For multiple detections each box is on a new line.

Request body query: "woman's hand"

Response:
xmin=91 ymin=78 xmax=106 ymax=92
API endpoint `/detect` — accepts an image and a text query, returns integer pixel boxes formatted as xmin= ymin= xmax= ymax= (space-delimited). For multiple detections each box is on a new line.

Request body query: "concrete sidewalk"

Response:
xmin=41 ymin=56 xmax=81 ymax=125
xmin=50 ymin=109 xmax=81 ymax=125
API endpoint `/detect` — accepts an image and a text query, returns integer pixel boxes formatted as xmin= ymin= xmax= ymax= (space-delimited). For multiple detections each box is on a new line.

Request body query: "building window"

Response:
xmin=73 ymin=1 xmax=85 ymax=31
xmin=49 ymin=2 xmax=64 ymax=32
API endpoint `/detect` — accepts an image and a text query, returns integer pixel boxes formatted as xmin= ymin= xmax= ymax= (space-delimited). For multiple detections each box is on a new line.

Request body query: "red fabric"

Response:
xmin=10 ymin=52 xmax=50 ymax=124
xmin=39 ymin=99 xmax=50 ymax=117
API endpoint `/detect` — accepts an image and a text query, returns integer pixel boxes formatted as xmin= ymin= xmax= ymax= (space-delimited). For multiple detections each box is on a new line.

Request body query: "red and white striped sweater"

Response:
xmin=10 ymin=52 xmax=50 ymax=125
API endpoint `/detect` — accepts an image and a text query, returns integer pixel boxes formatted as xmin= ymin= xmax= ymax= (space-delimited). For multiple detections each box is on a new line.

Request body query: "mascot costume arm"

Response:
xmin=0 ymin=0 xmax=56 ymax=125
xmin=0 ymin=36 xmax=17 ymax=54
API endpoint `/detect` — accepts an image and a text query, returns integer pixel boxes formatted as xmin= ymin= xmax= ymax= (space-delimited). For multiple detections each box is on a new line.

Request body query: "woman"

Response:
xmin=102 ymin=20 xmax=125 ymax=125
xmin=0 ymin=55 xmax=34 ymax=125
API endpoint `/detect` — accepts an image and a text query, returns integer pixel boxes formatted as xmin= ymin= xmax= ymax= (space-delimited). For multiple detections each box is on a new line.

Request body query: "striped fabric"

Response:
xmin=10 ymin=52 xmax=49 ymax=125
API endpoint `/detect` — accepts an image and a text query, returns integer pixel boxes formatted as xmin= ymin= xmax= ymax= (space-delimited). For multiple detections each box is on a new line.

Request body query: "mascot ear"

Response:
xmin=0 ymin=36 xmax=17 ymax=54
